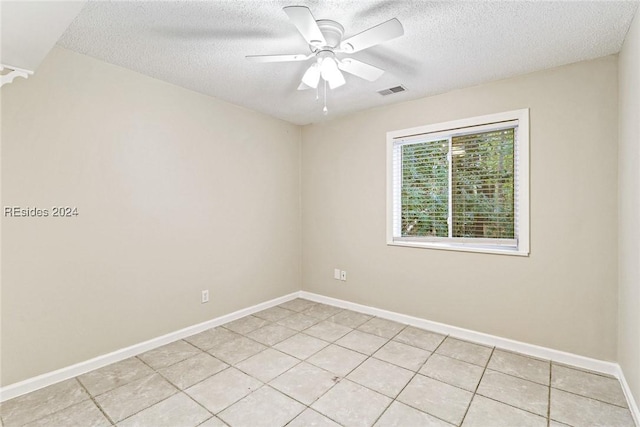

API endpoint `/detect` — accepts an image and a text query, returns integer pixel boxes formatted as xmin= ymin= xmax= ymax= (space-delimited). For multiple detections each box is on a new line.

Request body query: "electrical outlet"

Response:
xmin=334 ymin=268 xmax=341 ymax=280
xmin=201 ymin=290 xmax=209 ymax=304
xmin=340 ymin=270 xmax=347 ymax=281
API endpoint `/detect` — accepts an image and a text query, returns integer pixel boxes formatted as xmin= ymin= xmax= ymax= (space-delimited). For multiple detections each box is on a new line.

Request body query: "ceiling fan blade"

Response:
xmin=338 ymin=58 xmax=385 ymax=81
xmin=340 ymin=18 xmax=404 ymax=53
xmin=246 ymin=54 xmax=311 ymax=63
xmin=283 ymin=6 xmax=326 ymax=47
xmin=297 ymin=82 xmax=312 ymax=90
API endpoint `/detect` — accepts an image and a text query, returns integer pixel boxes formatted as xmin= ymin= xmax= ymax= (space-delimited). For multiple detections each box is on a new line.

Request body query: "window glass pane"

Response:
xmin=451 ymin=128 xmax=514 ymax=239
xmin=401 ymin=140 xmax=449 ymax=237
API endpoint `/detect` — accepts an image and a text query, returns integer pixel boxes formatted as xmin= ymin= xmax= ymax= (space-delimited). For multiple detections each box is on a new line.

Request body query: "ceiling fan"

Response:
xmin=246 ymin=6 xmax=404 ymax=92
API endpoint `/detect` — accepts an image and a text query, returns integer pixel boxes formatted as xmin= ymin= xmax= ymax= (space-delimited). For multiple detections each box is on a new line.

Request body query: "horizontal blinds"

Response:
xmin=451 ymin=128 xmax=515 ymax=239
xmin=393 ymin=124 xmax=517 ymax=244
xmin=399 ymin=139 xmax=449 ymax=237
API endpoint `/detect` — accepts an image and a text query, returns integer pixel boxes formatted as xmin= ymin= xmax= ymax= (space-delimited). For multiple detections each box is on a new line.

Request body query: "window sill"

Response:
xmin=387 ymin=240 xmax=529 ymax=256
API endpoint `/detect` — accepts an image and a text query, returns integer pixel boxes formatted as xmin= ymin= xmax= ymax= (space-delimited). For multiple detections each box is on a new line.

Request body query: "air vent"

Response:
xmin=377 ymin=85 xmax=407 ymax=96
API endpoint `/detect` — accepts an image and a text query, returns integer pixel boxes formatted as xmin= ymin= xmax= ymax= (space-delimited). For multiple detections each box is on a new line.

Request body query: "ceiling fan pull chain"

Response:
xmin=323 ymin=79 xmax=328 ymax=115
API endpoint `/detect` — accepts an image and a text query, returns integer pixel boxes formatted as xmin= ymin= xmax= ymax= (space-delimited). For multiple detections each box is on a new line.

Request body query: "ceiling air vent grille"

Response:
xmin=377 ymin=85 xmax=407 ymax=96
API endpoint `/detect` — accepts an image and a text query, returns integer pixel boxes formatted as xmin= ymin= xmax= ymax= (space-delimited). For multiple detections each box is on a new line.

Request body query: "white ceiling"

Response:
xmin=57 ymin=0 xmax=638 ymax=125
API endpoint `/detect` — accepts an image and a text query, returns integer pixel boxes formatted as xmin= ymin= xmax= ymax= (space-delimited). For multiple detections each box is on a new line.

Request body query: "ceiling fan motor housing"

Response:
xmin=314 ymin=20 xmax=345 ymax=49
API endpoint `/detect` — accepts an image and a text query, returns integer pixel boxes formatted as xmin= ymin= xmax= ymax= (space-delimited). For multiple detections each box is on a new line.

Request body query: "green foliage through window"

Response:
xmin=401 ymin=140 xmax=449 ymax=237
xmin=400 ymin=128 xmax=515 ymax=239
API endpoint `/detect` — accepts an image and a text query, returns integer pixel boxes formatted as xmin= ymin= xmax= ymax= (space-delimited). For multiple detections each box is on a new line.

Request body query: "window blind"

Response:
xmin=451 ymin=128 xmax=515 ymax=240
xmin=399 ymin=139 xmax=449 ymax=237
xmin=392 ymin=124 xmax=518 ymax=247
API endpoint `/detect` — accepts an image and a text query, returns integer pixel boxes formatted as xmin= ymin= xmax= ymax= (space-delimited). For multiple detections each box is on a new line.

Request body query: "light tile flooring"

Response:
xmin=1 ymin=299 xmax=636 ymax=427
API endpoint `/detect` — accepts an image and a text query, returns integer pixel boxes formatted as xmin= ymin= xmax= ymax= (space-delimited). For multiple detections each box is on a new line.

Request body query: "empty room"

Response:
xmin=1 ymin=0 xmax=639 ymax=426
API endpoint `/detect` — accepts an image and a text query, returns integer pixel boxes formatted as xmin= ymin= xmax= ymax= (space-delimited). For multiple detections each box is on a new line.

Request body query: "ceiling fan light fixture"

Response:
xmin=319 ymin=57 xmax=337 ymax=79
xmin=328 ymin=69 xmax=346 ymax=89
xmin=301 ymin=63 xmax=320 ymax=88
xmin=320 ymin=58 xmax=345 ymax=89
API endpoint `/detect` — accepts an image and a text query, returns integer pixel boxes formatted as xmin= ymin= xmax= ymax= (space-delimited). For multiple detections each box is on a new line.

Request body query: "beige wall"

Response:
xmin=0 ymin=44 xmax=627 ymax=388
xmin=302 ymin=56 xmax=619 ymax=361
xmin=1 ymin=47 xmax=301 ymax=386
xmin=619 ymin=10 xmax=640 ymax=409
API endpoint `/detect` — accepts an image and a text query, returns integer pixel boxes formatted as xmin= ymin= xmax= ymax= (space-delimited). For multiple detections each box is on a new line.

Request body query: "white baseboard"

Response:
xmin=617 ymin=365 xmax=640 ymax=426
xmin=0 ymin=292 xmax=299 ymax=403
xmin=300 ymin=291 xmax=640 ymax=422
xmin=3 ymin=289 xmax=639 ymax=425
xmin=299 ymin=291 xmax=618 ymax=374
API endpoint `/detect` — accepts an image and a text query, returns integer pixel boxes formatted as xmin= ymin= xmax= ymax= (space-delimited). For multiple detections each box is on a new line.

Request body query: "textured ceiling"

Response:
xmin=58 ymin=1 xmax=638 ymax=125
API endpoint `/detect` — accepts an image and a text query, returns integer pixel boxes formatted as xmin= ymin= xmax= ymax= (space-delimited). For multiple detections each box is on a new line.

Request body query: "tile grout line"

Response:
xmin=393 ymin=337 xmax=464 ymax=425
xmin=235 ymin=355 xmax=305 ymax=391
xmin=548 ymin=363 xmax=631 ymax=409
xmin=474 ymin=394 xmax=551 ymax=421
xmin=167 ymin=362 xmax=232 ymax=394
xmin=292 ymin=318 xmax=407 ymax=426
xmin=199 ymin=320 xmax=308 ymax=422
xmin=550 ymin=386 xmax=633 ymax=410
xmin=158 ymin=350 xmax=231 ymax=386
xmin=202 ymin=309 xmax=317 ymax=406
xmin=361 ymin=332 xmax=626 ymax=425
xmin=301 ymin=325 xmax=396 ymax=402
xmin=451 ymin=351 xmax=631 ymax=412
xmin=173 ymin=333 xmax=274 ymax=419
xmin=332 ymin=331 xmax=393 ymax=358
xmin=548 ymin=359 xmax=552 ymax=427
xmin=459 ymin=345 xmax=495 ymax=426
xmin=482 ymin=365 xmax=551 ymax=387
xmin=131 ymin=345 xmax=262 ymax=425
xmin=6 ymin=378 xmax=118 ymax=427
xmin=75 ymin=377 xmax=116 ymax=426
xmin=194 ymin=416 xmax=219 ymax=427
xmin=552 ymin=361 xmax=619 ymax=380
xmin=77 ymin=358 xmax=177 ymax=422
xmin=457 ymin=349 xmax=558 ymax=422
xmin=370 ymin=330 xmax=453 ymax=426
xmin=106 ymin=354 xmax=193 ymax=424
xmin=214 ymin=303 xmax=347 ymax=426
xmin=214 ymin=383 xmax=270 ymax=424
xmin=244 ymin=304 xmax=349 ymax=426
xmin=360 ymin=323 xmax=415 ymax=427
xmin=391 ymin=343 xmax=490 ymax=396
xmin=150 ymin=361 xmax=221 ymax=427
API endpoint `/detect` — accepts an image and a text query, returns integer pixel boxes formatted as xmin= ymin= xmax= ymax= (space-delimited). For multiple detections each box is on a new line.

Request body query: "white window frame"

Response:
xmin=386 ymin=109 xmax=530 ymax=256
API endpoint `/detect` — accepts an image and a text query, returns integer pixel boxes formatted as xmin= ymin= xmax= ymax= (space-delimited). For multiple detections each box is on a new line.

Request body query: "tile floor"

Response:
xmin=1 ymin=299 xmax=636 ymax=427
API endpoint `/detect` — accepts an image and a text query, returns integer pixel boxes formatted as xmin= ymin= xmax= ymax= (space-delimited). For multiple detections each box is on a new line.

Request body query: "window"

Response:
xmin=387 ymin=109 xmax=529 ymax=255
